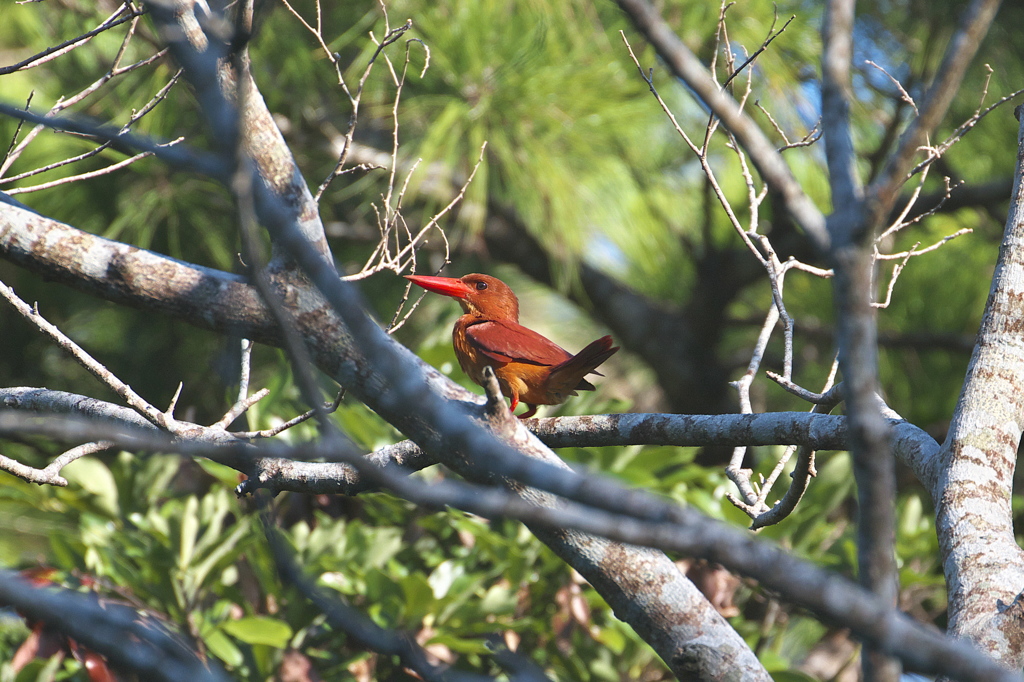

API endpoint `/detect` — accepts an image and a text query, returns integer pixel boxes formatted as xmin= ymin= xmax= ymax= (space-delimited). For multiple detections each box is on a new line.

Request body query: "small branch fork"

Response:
xmin=290 ymin=5 xmax=482 ymax=318
xmin=345 ymin=140 xmax=483 ymax=287
xmin=730 ymin=362 xmax=843 ymax=530
xmin=1 ymin=4 xmax=179 ymax=192
xmin=314 ymin=13 xmax=421 ymax=201
xmin=0 ymin=279 xmax=328 ymax=486
xmin=0 ymin=3 xmax=144 ymax=76
xmin=623 ymin=13 xmax=832 ymax=526
xmin=621 ymin=1 xmax=982 ymax=527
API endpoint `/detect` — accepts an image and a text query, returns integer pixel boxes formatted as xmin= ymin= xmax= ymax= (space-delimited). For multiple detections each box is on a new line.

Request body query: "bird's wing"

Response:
xmin=465 ymin=320 xmax=573 ymax=367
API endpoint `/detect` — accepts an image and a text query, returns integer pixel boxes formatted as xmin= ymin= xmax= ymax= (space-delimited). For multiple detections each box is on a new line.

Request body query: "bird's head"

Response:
xmin=405 ymin=273 xmax=519 ymax=321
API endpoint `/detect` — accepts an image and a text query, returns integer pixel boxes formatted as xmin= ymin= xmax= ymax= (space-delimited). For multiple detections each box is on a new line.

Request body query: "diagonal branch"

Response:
xmin=0 ymin=570 xmax=229 ymax=682
xmin=0 ymin=201 xmax=275 ymax=341
xmin=614 ymin=0 xmax=830 ymax=252
xmin=867 ymin=0 xmax=1003 ymax=225
xmin=935 ymin=108 xmax=1024 ymax=667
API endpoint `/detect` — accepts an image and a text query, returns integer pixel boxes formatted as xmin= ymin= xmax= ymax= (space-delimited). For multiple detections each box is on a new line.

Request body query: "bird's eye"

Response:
xmin=475 ymin=281 xmax=488 ymax=291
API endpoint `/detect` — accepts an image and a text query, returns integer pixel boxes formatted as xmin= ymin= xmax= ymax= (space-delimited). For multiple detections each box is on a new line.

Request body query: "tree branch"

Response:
xmin=614 ymin=0 xmax=830 ymax=252
xmin=889 ymin=178 xmax=1013 ymax=225
xmin=819 ymin=1 xmax=901 ymax=679
xmin=0 ymin=570 xmax=229 ymax=682
xmin=821 ymin=0 xmax=862 ymax=215
xmin=0 ymin=202 xmax=278 ymax=340
xmin=935 ymin=108 xmax=1024 ymax=667
xmin=867 ymin=0 xmax=1003 ymax=226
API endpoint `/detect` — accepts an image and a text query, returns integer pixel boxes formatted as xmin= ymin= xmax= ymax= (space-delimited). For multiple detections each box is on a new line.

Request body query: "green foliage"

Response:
xmin=0 ymin=448 xmax=676 ymax=678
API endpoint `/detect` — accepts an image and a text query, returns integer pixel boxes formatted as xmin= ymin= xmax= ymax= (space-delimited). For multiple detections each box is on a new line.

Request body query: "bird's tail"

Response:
xmin=550 ymin=335 xmax=619 ymax=394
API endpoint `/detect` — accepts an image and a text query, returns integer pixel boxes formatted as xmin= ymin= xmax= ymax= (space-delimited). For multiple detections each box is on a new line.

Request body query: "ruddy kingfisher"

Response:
xmin=405 ymin=273 xmax=619 ymax=418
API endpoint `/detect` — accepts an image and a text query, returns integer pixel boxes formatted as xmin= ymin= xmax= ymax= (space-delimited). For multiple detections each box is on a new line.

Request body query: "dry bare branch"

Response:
xmin=0 ymin=4 xmax=144 ymax=76
xmin=0 ymin=278 xmax=176 ymax=430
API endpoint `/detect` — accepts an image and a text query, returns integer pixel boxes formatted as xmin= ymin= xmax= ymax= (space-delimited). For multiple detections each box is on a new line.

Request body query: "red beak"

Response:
xmin=405 ymin=275 xmax=474 ymax=300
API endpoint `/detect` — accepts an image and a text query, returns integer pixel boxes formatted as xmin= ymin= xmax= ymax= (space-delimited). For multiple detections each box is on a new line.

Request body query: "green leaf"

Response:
xmin=478 ymin=582 xmax=516 ymax=616
xmin=188 ymin=516 xmax=251 ymax=595
xmin=593 ymin=624 xmax=627 ymax=655
xmin=220 ymin=616 xmax=293 ymax=648
xmin=427 ymin=559 xmax=463 ymax=599
xmin=363 ymin=527 xmax=403 ymax=568
xmin=203 ymin=627 xmax=245 ymax=668
xmin=178 ymin=495 xmax=200 ymax=570
xmin=399 ymin=572 xmax=435 ymax=621
xmin=62 ymin=457 xmax=118 ymax=517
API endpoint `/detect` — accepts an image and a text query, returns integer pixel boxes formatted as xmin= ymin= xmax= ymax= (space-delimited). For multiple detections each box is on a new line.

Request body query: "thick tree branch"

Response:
xmin=0 ymin=388 xmax=943 ymax=499
xmin=0 ymin=570 xmax=228 ymax=682
xmin=936 ymin=109 xmax=1024 ymax=667
xmin=0 ymin=201 xmax=279 ymax=340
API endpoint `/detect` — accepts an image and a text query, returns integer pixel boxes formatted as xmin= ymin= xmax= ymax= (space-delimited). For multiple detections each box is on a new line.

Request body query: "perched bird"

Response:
xmin=405 ymin=273 xmax=619 ymax=418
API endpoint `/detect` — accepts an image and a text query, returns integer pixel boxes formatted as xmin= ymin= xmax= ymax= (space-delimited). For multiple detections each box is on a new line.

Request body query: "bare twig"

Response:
xmin=615 ymin=0 xmax=830 ymax=250
xmin=1 ymin=43 xmax=176 ymax=182
xmin=0 ymin=278 xmax=177 ymax=430
xmin=237 ymin=338 xmax=254 ymax=402
xmin=768 ymin=372 xmax=844 ymax=408
xmin=277 ymin=0 xmax=345 ymax=86
xmin=0 ymin=440 xmax=114 ymax=487
xmin=868 ymin=0 xmax=1002 ymax=224
xmin=742 ymin=361 xmax=841 ymax=529
xmin=873 ymin=248 xmax=915 ymax=309
xmin=5 ymin=146 xmax=173 ymax=195
xmin=723 ymin=13 xmax=796 ymax=89
xmin=907 ymin=85 xmax=1024 ymax=180
xmin=864 ymin=60 xmax=919 ymax=116
xmin=0 ymin=4 xmax=144 ymax=75
xmin=314 ymin=17 xmax=417 ymax=200
xmin=876 ymin=229 xmax=971 ymax=261
xmin=213 ymin=388 xmax=269 ymax=431
xmin=231 ymin=392 xmax=344 ymax=439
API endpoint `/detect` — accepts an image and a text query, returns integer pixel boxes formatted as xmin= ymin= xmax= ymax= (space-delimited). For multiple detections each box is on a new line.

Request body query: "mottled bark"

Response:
xmin=937 ymin=110 xmax=1024 ymax=669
